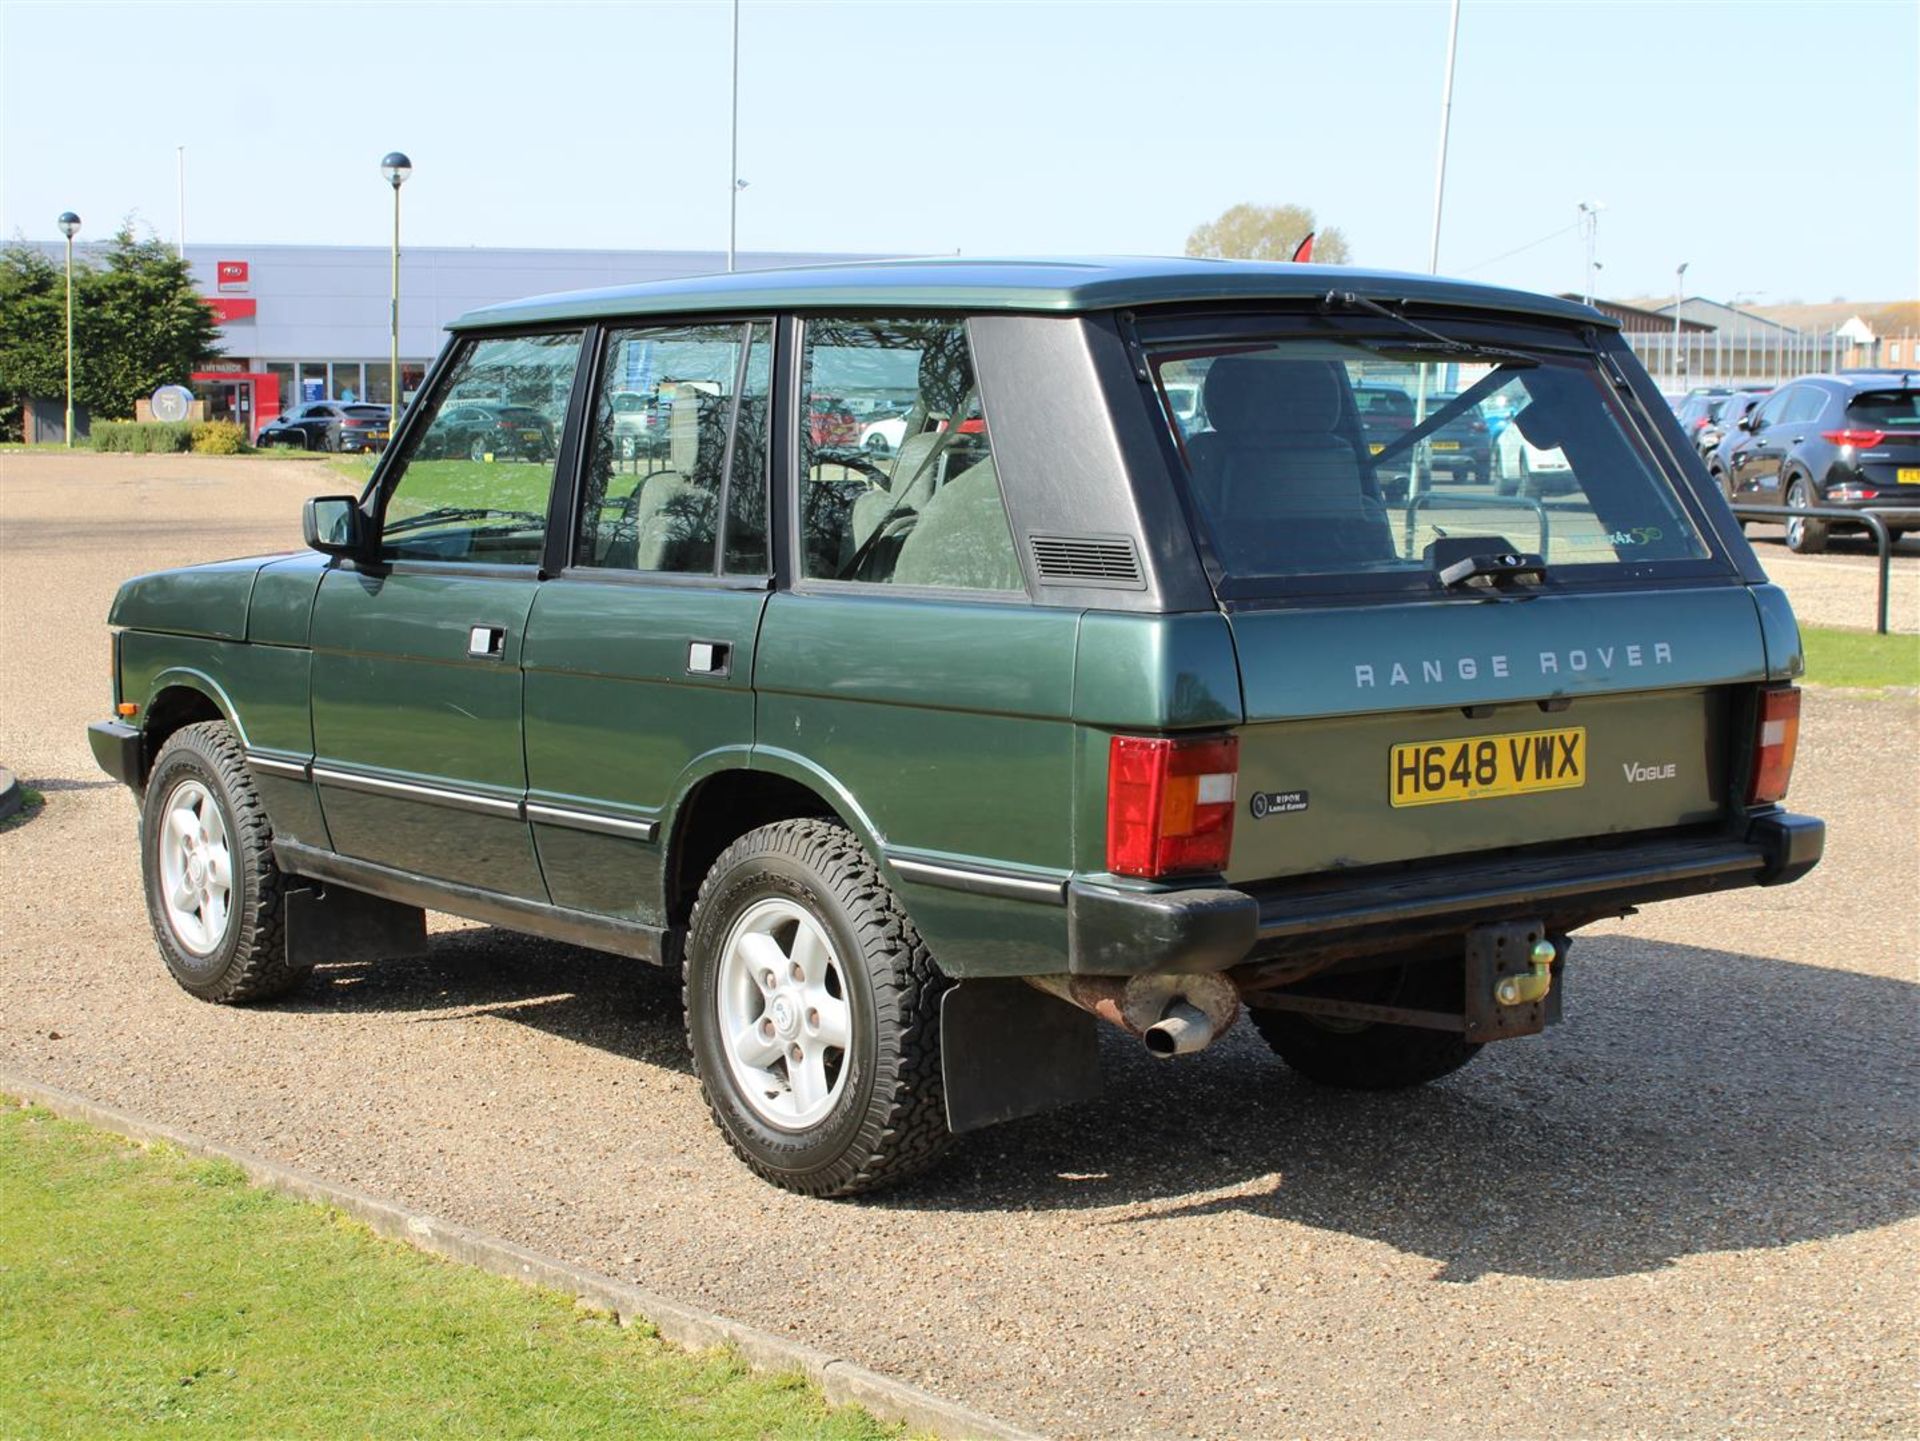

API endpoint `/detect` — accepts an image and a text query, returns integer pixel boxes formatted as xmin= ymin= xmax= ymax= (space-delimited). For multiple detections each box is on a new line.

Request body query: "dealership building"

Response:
xmin=53 ymin=241 xmax=864 ymax=439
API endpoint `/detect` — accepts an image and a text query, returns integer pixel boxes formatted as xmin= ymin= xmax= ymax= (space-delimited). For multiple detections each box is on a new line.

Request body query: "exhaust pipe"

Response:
xmin=1027 ymin=973 xmax=1239 ymax=1058
xmin=1142 ymin=1000 xmax=1215 ymax=1058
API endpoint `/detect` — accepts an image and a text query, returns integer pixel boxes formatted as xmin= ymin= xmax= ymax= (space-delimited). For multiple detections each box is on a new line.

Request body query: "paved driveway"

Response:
xmin=3 ymin=453 xmax=1914 ymax=1438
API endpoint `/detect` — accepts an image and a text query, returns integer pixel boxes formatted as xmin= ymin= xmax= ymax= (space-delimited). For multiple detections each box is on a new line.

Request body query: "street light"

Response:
xmin=1576 ymin=201 xmax=1604 ymax=307
xmin=1674 ymin=261 xmax=1690 ymax=389
xmin=57 ymin=212 xmax=80 ymax=448
xmin=381 ymin=152 xmax=412 ymax=414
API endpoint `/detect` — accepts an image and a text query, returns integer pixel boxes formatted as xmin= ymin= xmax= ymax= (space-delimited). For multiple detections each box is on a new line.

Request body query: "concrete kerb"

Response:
xmin=1 ymin=1071 xmax=1046 ymax=1441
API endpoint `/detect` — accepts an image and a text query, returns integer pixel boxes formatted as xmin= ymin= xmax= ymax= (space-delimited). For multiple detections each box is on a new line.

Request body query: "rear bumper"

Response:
xmin=87 ymin=720 xmax=143 ymax=791
xmin=1065 ymin=813 xmax=1824 ymax=976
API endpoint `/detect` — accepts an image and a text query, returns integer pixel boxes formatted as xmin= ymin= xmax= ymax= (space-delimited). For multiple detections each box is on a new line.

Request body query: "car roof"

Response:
xmin=452 ymin=256 xmax=1612 ymax=332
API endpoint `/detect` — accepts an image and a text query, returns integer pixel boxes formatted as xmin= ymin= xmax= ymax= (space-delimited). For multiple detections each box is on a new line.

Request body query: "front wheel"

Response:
xmin=1249 ymin=957 xmax=1482 ymax=1090
xmin=140 ymin=720 xmax=306 ymax=1003
xmin=683 ymin=819 xmax=953 ymax=1197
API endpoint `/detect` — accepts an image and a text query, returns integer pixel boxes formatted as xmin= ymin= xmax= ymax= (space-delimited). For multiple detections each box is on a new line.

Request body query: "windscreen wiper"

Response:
xmin=1322 ymin=291 xmax=1541 ymax=365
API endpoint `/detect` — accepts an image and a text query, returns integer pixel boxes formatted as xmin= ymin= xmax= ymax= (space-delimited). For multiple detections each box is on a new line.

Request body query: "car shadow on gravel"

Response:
xmin=878 ymin=935 xmax=1920 ymax=1283
xmin=289 ymin=928 xmax=693 ymax=1075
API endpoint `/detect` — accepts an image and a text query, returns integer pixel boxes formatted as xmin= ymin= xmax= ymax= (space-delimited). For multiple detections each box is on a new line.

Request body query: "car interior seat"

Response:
xmin=846 ymin=327 xmax=980 ymax=560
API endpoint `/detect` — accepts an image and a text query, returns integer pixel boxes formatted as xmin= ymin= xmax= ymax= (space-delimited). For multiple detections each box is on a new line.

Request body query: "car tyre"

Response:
xmin=683 ymin=818 xmax=953 ymax=1197
xmin=140 ymin=720 xmax=307 ymax=1004
xmin=1249 ymin=957 xmax=1482 ymax=1090
xmin=1784 ymin=476 xmax=1828 ymax=555
xmin=866 ymin=434 xmax=891 ymax=457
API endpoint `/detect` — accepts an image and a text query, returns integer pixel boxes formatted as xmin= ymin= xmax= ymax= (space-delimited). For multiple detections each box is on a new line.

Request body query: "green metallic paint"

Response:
xmin=522 ymin=579 xmax=768 ymax=922
xmin=456 ymin=257 xmax=1613 ymax=333
xmin=308 ymin=566 xmax=545 ymax=899
xmin=1747 ymin=583 xmax=1806 ymax=681
xmin=1229 ymin=586 xmax=1767 ymax=722
xmin=1228 ymin=687 xmax=1730 ymax=884
xmin=109 ymin=556 xmax=275 ymax=640
xmin=1070 ymin=611 xmax=1243 ymax=729
xmin=247 ymin=554 xmax=328 ymax=647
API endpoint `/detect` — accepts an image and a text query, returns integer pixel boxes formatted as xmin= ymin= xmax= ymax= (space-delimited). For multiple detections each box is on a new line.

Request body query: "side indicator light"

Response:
xmin=116 ymin=702 xmax=139 ymax=718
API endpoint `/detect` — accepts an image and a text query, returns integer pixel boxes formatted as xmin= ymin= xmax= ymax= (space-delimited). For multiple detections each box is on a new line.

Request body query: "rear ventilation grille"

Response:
xmin=1029 ymin=534 xmax=1145 ymax=589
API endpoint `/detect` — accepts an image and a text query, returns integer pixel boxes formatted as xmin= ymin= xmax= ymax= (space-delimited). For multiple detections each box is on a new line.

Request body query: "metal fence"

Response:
xmin=1622 ymin=329 xmax=1917 ymax=393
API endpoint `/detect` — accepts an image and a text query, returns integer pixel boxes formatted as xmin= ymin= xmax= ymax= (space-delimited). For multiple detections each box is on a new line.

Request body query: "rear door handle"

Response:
xmin=687 ymin=640 xmax=731 ymax=676
xmin=467 ymin=625 xmax=507 ymax=659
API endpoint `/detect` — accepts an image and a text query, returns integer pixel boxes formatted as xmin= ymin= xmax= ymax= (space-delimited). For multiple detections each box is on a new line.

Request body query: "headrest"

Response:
xmin=917 ymin=325 xmax=975 ymax=416
xmin=1202 ymin=358 xmax=1345 ymax=435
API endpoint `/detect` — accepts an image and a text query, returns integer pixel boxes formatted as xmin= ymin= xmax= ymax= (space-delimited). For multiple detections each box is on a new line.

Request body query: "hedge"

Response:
xmin=91 ymin=420 xmax=248 ymax=454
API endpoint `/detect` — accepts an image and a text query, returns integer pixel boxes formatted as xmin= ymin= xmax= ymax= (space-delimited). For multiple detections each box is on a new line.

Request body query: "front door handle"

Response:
xmin=687 ymin=640 xmax=732 ymax=676
xmin=467 ymin=625 xmax=507 ymax=659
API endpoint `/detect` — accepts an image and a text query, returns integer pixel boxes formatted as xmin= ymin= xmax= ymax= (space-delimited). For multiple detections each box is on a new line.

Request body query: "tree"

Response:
xmin=0 ymin=221 xmax=223 ymax=428
xmin=1185 ymin=203 xmax=1351 ymax=265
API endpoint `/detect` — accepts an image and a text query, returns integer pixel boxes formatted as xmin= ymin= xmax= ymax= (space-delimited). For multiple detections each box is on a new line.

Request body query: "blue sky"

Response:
xmin=4 ymin=0 xmax=1915 ymax=305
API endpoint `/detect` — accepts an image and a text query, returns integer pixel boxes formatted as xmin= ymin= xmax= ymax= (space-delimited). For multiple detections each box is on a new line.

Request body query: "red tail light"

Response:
xmin=1748 ymin=686 xmax=1801 ymax=805
xmin=1107 ymin=735 xmax=1238 ymax=879
xmin=497 ymin=418 xmax=518 ymax=430
xmin=1821 ymin=428 xmax=1885 ymax=447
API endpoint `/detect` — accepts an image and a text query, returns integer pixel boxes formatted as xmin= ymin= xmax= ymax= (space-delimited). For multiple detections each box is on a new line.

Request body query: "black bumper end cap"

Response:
xmin=1066 ymin=879 xmax=1259 ymax=975
xmin=1747 ymin=810 xmax=1824 ymax=886
xmin=87 ymin=720 xmax=143 ymax=791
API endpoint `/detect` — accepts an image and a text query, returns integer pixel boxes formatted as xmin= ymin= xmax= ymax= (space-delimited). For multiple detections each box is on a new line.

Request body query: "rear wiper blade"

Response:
xmin=383 ymin=505 xmax=545 ymax=535
xmin=1323 ymin=291 xmax=1540 ymax=364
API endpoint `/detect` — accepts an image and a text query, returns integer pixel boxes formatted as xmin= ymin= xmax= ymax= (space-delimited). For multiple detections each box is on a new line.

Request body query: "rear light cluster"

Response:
xmin=1107 ymin=734 xmax=1238 ymax=879
xmin=1821 ymin=428 xmax=1886 ymax=447
xmin=1748 ymin=686 xmax=1801 ymax=805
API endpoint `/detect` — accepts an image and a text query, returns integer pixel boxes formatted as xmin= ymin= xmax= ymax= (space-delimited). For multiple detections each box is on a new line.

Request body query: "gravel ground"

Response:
xmin=3 ymin=452 xmax=1916 ymax=1439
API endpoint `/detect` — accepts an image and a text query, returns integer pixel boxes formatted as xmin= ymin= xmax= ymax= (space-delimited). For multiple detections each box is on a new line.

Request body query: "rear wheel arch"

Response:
xmin=663 ymin=766 xmax=864 ymax=932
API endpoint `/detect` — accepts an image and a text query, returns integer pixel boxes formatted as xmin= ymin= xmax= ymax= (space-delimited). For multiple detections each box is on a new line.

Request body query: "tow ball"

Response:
xmin=1494 ymin=939 xmax=1557 ymax=1007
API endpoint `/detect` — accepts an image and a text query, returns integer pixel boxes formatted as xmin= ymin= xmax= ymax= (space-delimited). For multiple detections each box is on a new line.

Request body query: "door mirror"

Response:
xmin=1739 ymin=411 xmax=1759 ymax=432
xmin=303 ymin=495 xmax=368 ymax=557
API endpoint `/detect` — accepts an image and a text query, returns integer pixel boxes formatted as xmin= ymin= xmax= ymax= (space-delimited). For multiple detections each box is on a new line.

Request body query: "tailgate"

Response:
xmin=1224 ymin=587 xmax=1764 ymax=883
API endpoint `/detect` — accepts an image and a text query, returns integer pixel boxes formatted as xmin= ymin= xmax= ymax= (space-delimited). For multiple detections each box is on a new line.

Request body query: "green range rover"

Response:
xmin=89 ymin=258 xmax=1824 ymax=1196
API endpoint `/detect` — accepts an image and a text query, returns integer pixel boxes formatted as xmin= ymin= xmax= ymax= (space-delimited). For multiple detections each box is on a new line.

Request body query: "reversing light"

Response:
xmin=1107 ymin=734 xmax=1238 ymax=879
xmin=1748 ymin=686 xmax=1801 ymax=805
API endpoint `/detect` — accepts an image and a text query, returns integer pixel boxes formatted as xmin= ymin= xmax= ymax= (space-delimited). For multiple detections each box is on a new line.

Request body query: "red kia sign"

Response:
xmin=217 ymin=260 xmax=249 ymax=292
xmin=205 ymin=297 xmax=257 ymax=323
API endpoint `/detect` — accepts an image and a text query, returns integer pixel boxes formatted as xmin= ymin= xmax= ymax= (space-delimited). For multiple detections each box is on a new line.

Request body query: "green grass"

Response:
xmin=1801 ymin=625 xmax=1920 ymax=692
xmin=0 ymin=1104 xmax=901 ymax=1440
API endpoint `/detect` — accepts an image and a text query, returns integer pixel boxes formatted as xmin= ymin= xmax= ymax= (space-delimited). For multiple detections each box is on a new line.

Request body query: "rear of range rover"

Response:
xmin=1096 ymin=299 xmax=1822 ymax=978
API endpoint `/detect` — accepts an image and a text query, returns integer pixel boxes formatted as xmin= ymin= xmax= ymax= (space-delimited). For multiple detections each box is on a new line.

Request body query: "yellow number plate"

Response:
xmin=1390 ymin=727 xmax=1587 ymax=807
xmin=1430 ymin=440 xmax=1460 ymax=451
xmin=1368 ymin=442 xmax=1385 ymax=455
xmin=1897 ymin=467 xmax=1920 ymax=484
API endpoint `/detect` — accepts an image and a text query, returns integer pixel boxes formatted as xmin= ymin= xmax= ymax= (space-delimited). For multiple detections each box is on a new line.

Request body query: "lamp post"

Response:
xmin=727 ymin=0 xmax=741 ymax=272
xmin=57 ymin=212 xmax=80 ymax=448
xmin=380 ymin=152 xmax=412 ymax=413
xmin=1577 ymin=201 xmax=1603 ymax=307
xmin=1673 ymin=261 xmax=1689 ymax=389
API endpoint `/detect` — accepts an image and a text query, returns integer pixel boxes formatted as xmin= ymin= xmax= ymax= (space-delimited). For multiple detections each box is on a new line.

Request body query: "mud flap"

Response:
xmin=285 ymin=883 xmax=426 ymax=968
xmin=941 ymin=978 xmax=1102 ymax=1134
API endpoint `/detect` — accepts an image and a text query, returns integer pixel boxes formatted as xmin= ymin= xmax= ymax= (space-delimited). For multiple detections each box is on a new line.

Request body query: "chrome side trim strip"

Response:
xmin=890 ymin=856 xmax=1068 ymax=906
xmin=246 ymin=753 xmax=312 ymax=782
xmin=525 ymin=802 xmax=657 ymax=843
xmin=310 ymin=766 xmax=523 ymax=819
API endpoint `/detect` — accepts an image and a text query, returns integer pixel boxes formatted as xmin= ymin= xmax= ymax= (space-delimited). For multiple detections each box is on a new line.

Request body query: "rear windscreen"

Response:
xmin=1146 ymin=333 xmax=1715 ymax=593
xmin=1846 ymin=390 xmax=1920 ymax=429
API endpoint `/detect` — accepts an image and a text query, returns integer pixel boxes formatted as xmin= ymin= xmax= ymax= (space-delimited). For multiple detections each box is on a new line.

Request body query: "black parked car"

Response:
xmin=1674 ymin=387 xmax=1769 ymax=459
xmin=1424 ymin=391 xmax=1494 ymax=484
xmin=417 ymin=401 xmax=557 ymax=462
xmin=1717 ymin=373 xmax=1920 ymax=552
xmin=1698 ymin=389 xmax=1770 ymax=463
xmin=258 ymin=402 xmax=391 ymax=453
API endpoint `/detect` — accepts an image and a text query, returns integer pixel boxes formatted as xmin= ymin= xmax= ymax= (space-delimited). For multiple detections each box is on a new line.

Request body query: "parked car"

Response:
xmin=1716 ymin=372 xmax=1920 ymax=551
xmin=807 ymin=397 xmax=861 ymax=448
xmin=418 ymin=401 xmax=556 ymax=463
xmin=87 ymin=258 xmax=1821 ymax=1199
xmin=1698 ymin=389 xmax=1771 ymax=462
xmin=859 ymin=412 xmax=908 ymax=455
xmin=608 ymin=390 xmax=667 ymax=458
xmin=258 ymin=402 xmax=391 ymax=453
xmin=1423 ymin=391 xmax=1494 ymax=484
xmin=1675 ymin=387 xmax=1771 ymax=459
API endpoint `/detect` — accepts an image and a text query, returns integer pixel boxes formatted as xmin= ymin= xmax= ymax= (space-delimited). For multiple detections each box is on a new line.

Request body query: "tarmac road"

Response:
xmin=2 ymin=452 xmax=1915 ymax=1439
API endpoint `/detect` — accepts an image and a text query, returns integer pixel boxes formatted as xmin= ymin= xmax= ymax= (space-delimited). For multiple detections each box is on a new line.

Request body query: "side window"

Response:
xmin=576 ymin=323 xmax=747 ymax=573
xmin=378 ymin=330 xmax=582 ymax=566
xmin=724 ymin=322 xmax=773 ymax=575
xmin=798 ymin=317 xmax=1022 ymax=592
xmin=1751 ymin=390 xmax=1793 ymax=430
xmin=1784 ymin=388 xmax=1827 ymax=426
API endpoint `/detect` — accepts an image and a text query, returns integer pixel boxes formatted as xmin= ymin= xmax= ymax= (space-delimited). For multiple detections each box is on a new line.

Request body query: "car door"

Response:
xmin=1732 ymin=386 xmax=1796 ymax=493
xmin=519 ymin=320 xmax=775 ymax=921
xmin=308 ymin=327 xmax=587 ymax=899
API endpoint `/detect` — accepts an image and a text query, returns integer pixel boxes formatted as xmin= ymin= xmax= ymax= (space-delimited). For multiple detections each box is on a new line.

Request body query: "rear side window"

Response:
xmin=1145 ymin=329 xmax=1715 ymax=595
xmin=1847 ymin=389 xmax=1920 ymax=429
xmin=797 ymin=318 xmax=1022 ymax=592
xmin=1783 ymin=389 xmax=1828 ymax=425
